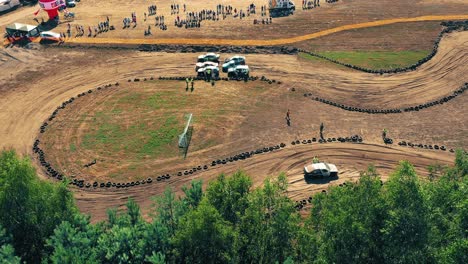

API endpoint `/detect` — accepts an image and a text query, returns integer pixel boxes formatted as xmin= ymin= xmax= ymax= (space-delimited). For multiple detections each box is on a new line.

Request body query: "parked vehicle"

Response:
xmin=227 ymin=65 xmax=250 ymax=78
xmin=40 ymin=31 xmax=61 ymax=42
xmin=268 ymin=0 xmax=295 ymax=18
xmin=222 ymin=56 xmax=245 ymax=72
xmin=197 ymin=66 xmax=220 ymax=78
xmin=195 ymin=61 xmax=218 ymax=72
xmin=197 ymin=53 xmax=220 ymax=63
xmin=0 ymin=0 xmax=21 ymax=13
xmin=5 ymin=23 xmax=40 ymax=43
xmin=303 ymin=162 xmax=338 ymax=179
xmin=65 ymin=0 xmax=76 ymax=8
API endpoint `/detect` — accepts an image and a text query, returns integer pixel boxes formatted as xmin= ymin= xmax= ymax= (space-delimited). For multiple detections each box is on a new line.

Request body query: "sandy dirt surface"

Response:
xmin=2 ymin=0 xmax=468 ymax=44
xmin=0 ymin=0 xmax=467 ymax=222
xmin=0 ymin=28 xmax=466 ymax=221
xmin=63 ymin=15 xmax=468 ymax=46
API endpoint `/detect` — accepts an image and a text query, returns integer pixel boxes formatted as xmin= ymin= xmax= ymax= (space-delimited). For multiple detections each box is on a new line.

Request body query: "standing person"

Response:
xmin=320 ymin=122 xmax=324 ymax=139
xmin=190 ymin=78 xmax=194 ymax=92
xmin=206 ymin=68 xmax=211 ymax=82
xmin=286 ymin=110 xmax=291 ymax=126
xmin=185 ymin=77 xmax=189 ymax=91
xmin=382 ymin=128 xmax=388 ymax=140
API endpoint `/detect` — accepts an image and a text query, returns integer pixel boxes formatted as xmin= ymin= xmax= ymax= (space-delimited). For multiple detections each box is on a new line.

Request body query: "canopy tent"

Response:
xmin=5 ymin=23 xmax=40 ymax=37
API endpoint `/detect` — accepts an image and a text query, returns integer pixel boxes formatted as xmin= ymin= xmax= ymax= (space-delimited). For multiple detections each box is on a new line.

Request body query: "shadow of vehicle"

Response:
xmin=304 ymin=174 xmax=339 ymax=184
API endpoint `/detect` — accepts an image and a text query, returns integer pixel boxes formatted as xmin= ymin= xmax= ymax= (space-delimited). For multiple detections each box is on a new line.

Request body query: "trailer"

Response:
xmin=268 ymin=0 xmax=295 ymax=18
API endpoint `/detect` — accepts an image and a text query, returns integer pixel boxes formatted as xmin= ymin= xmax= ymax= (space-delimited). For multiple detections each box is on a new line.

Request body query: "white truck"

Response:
xmin=304 ymin=162 xmax=338 ymax=179
xmin=222 ymin=55 xmax=246 ymax=73
xmin=197 ymin=53 xmax=220 ymax=63
xmin=0 ymin=0 xmax=21 ymax=13
xmin=227 ymin=65 xmax=250 ymax=78
xmin=268 ymin=0 xmax=295 ymax=18
xmin=197 ymin=65 xmax=219 ymax=78
xmin=195 ymin=61 xmax=218 ymax=72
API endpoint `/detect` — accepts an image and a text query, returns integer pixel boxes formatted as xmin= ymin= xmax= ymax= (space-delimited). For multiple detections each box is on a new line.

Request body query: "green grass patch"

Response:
xmin=300 ymin=50 xmax=430 ymax=70
xmin=145 ymin=90 xmax=188 ymax=110
xmin=139 ymin=116 xmax=183 ymax=157
xmin=69 ymin=143 xmax=76 ymax=152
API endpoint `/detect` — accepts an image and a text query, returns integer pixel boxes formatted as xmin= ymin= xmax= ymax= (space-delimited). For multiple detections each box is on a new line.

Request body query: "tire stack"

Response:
xmin=304 ymin=82 xmax=467 ymax=114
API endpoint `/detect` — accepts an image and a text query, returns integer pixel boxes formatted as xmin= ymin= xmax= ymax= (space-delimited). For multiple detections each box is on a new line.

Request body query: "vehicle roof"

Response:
xmin=6 ymin=23 xmax=37 ymax=32
xmin=198 ymin=66 xmax=219 ymax=72
xmin=236 ymin=65 xmax=249 ymax=69
xmin=196 ymin=61 xmax=217 ymax=65
xmin=229 ymin=55 xmax=245 ymax=59
xmin=206 ymin=53 xmax=219 ymax=56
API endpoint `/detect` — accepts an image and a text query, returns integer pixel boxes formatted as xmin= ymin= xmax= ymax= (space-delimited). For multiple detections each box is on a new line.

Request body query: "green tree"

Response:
xmin=0 ymin=150 xmax=77 ymax=263
xmin=46 ymin=214 xmax=101 ymax=264
xmin=302 ymin=166 xmax=386 ymax=263
xmin=151 ymin=187 xmax=185 ymax=237
xmin=381 ymin=161 xmax=430 ymax=263
xmin=206 ymin=171 xmax=252 ymax=224
xmin=238 ymin=174 xmax=299 ymax=263
xmin=0 ymin=224 xmax=20 ymax=264
xmin=425 ymin=150 xmax=467 ymax=263
xmin=96 ymin=199 xmax=147 ymax=264
xmin=181 ymin=179 xmax=203 ymax=209
xmin=173 ymin=197 xmax=237 ymax=263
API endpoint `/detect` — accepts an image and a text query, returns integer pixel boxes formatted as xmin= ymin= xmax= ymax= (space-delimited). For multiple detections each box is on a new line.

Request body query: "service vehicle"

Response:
xmin=222 ymin=56 xmax=246 ymax=72
xmin=227 ymin=65 xmax=250 ymax=78
xmin=197 ymin=66 xmax=220 ymax=78
xmin=195 ymin=61 xmax=218 ymax=72
xmin=197 ymin=53 xmax=220 ymax=63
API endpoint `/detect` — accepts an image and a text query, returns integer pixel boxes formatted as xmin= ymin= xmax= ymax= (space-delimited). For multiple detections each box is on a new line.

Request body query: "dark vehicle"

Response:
xmin=268 ymin=0 xmax=295 ymax=18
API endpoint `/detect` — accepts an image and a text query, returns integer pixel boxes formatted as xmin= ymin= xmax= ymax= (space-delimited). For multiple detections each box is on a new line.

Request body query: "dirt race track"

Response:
xmin=0 ymin=28 xmax=466 ymax=221
xmin=0 ymin=0 xmax=467 ymax=221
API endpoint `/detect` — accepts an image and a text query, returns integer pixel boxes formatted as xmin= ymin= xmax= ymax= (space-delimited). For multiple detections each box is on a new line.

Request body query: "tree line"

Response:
xmin=0 ymin=149 xmax=466 ymax=263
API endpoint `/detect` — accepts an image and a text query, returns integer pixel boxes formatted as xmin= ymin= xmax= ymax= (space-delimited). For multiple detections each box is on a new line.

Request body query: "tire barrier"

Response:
xmin=138 ymin=44 xmax=299 ymax=55
xmin=34 ymin=76 xmax=459 ymax=192
xmin=383 ymin=138 xmax=393 ymax=145
xmin=291 ymin=134 xmax=363 ymax=146
xmin=298 ymin=20 xmax=468 ymax=74
xmin=304 ymin=82 xmax=467 ymax=114
xmin=34 ymin=81 xmax=290 ymax=190
xmin=155 ymin=75 xmax=280 ymax=83
xmin=396 ymin=140 xmax=463 ymax=153
xmin=260 ymin=76 xmax=282 ymax=85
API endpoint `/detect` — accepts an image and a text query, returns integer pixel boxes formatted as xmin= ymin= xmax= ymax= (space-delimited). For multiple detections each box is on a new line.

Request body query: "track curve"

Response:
xmin=0 ymin=31 xmax=467 ymax=222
